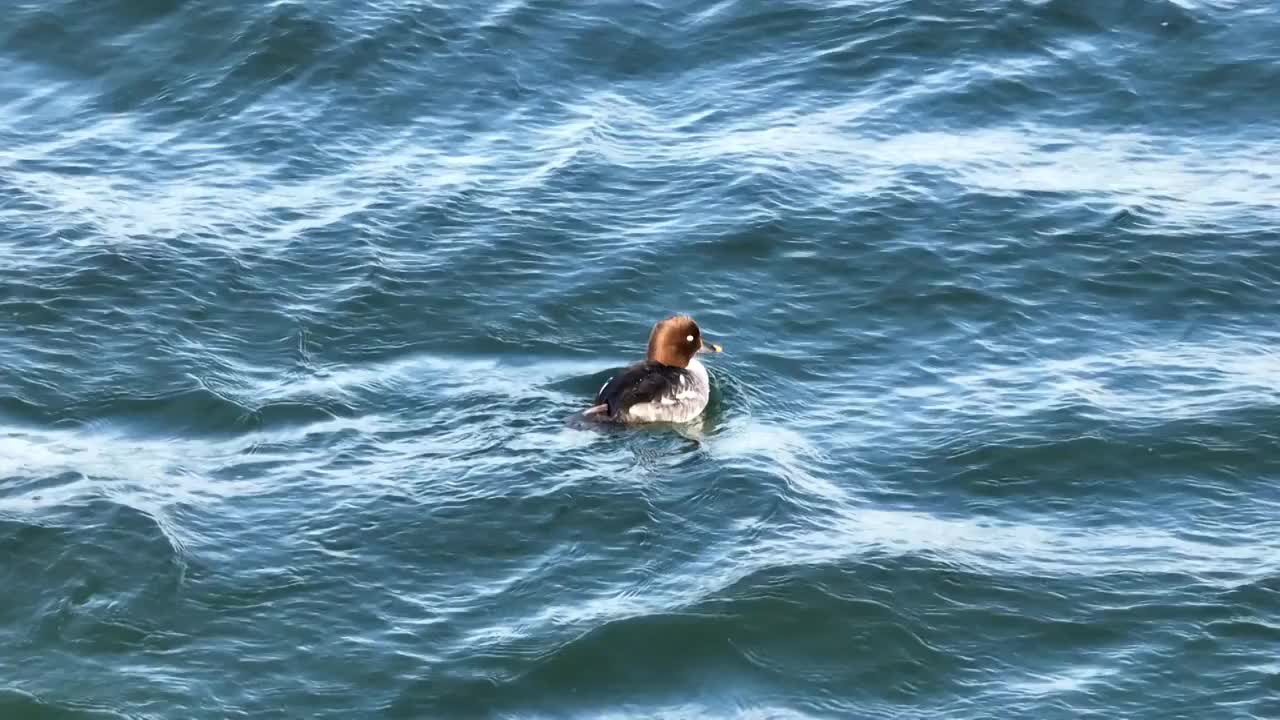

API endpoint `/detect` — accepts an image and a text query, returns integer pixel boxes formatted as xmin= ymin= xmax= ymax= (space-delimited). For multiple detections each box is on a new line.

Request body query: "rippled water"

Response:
xmin=3 ymin=0 xmax=1280 ymax=717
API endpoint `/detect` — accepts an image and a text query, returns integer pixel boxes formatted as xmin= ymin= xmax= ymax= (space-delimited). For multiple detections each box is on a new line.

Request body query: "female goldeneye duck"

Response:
xmin=583 ymin=315 xmax=723 ymax=424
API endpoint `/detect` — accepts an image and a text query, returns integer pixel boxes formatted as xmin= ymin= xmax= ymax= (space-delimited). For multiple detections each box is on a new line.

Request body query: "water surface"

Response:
xmin=3 ymin=0 xmax=1279 ymax=717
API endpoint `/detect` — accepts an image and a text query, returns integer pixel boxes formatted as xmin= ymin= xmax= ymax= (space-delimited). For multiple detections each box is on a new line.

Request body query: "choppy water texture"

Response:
xmin=3 ymin=0 xmax=1280 ymax=717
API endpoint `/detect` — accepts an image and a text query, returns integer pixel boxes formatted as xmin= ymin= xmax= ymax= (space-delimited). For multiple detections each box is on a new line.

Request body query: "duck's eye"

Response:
xmin=686 ymin=335 xmax=694 ymax=342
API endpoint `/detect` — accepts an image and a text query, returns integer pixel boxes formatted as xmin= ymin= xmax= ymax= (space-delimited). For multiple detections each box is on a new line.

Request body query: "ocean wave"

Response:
xmin=5 ymin=0 xmax=1280 ymax=716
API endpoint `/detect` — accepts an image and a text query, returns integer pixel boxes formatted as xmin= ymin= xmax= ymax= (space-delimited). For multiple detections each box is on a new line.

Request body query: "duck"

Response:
xmin=583 ymin=315 xmax=722 ymax=423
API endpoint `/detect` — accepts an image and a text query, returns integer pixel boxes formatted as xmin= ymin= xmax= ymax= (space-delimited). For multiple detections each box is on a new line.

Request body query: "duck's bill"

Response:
xmin=700 ymin=341 xmax=724 ymax=353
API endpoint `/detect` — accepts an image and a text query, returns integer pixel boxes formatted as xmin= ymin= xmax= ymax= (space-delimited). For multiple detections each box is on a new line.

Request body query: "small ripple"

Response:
xmin=0 ymin=689 xmax=127 ymax=720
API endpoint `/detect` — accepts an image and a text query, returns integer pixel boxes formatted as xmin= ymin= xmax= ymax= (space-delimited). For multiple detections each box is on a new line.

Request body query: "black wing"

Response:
xmin=594 ymin=361 xmax=689 ymax=418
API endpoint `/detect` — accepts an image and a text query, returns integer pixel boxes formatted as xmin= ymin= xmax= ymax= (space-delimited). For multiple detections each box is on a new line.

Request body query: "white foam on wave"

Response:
xmin=499 ymin=497 xmax=1280 ymax=653
xmin=0 ymin=412 xmax=392 ymax=514
xmin=705 ymin=419 xmax=853 ymax=505
xmin=0 ymin=351 xmax=614 ymax=522
xmin=537 ymin=92 xmax=1280 ymax=227
xmin=245 ymin=353 xmax=607 ymax=403
xmin=0 ymin=351 xmax=611 ymax=517
xmin=566 ymin=704 xmax=821 ymax=720
xmin=783 ymin=503 xmax=1280 ymax=580
xmin=481 ymin=416 xmax=1278 ymax=643
xmin=917 ymin=340 xmax=1280 ymax=422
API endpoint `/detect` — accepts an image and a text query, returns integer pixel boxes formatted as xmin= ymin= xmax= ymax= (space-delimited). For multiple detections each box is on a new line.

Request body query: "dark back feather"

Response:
xmin=594 ymin=360 xmax=689 ymax=418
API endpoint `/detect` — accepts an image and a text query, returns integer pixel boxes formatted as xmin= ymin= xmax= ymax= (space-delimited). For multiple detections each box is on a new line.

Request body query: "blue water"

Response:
xmin=3 ymin=0 xmax=1279 ymax=717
